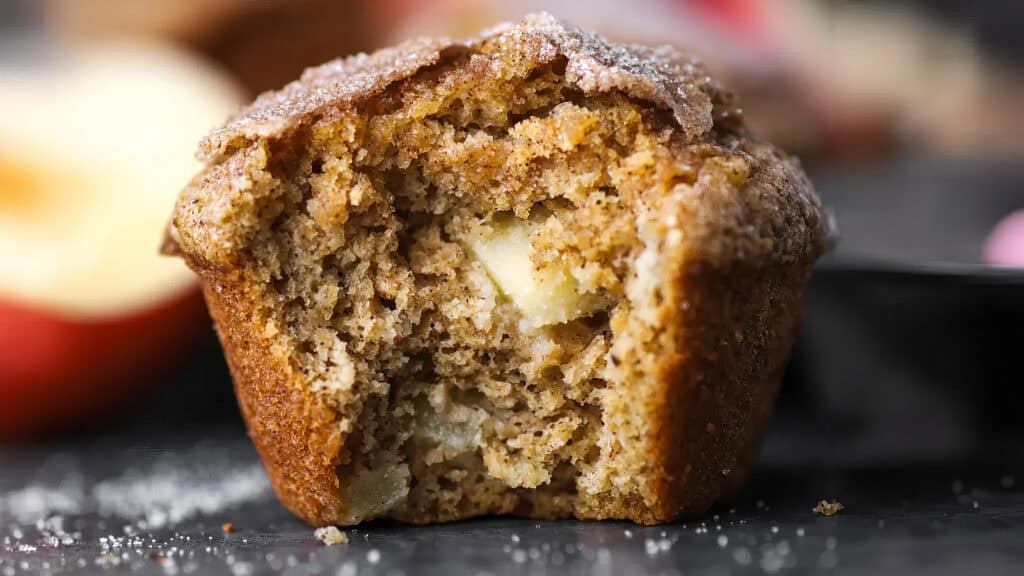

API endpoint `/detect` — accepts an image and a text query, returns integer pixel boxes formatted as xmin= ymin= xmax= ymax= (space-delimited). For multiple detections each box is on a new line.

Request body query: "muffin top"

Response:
xmin=200 ymin=12 xmax=733 ymax=161
xmin=170 ymin=12 xmax=825 ymax=271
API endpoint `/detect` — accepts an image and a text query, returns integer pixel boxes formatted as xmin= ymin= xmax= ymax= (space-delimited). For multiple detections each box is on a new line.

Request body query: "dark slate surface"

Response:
xmin=2 ymin=259 xmax=1024 ymax=575
xmin=1 ymin=425 xmax=1022 ymax=576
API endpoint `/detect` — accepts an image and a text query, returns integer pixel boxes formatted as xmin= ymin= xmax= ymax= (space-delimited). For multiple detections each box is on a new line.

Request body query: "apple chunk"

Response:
xmin=0 ymin=41 xmax=243 ymax=438
xmin=464 ymin=214 xmax=606 ymax=328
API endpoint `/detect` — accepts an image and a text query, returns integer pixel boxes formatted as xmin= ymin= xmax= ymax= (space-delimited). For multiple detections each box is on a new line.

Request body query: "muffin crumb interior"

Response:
xmin=214 ymin=40 xmax=746 ymax=524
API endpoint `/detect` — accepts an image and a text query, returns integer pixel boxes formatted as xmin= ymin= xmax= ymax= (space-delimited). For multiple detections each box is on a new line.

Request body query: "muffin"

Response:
xmin=163 ymin=13 xmax=826 ymax=526
xmin=47 ymin=0 xmax=375 ymax=94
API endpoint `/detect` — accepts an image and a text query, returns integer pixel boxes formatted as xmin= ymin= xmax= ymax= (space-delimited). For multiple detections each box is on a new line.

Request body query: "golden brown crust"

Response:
xmin=200 ymin=270 xmax=344 ymax=526
xmin=649 ymin=263 xmax=809 ymax=521
xmin=564 ymin=141 xmax=818 ymax=524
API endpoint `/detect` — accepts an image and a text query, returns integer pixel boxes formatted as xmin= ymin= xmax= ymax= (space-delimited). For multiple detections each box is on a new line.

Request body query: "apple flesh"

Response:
xmin=0 ymin=41 xmax=243 ymax=439
xmin=463 ymin=213 xmax=608 ymax=329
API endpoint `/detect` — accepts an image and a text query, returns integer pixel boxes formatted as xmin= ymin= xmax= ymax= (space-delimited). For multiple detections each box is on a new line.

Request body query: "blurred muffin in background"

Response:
xmin=46 ymin=0 xmax=376 ymax=94
xmin=769 ymin=1 xmax=1024 ymax=161
xmin=384 ymin=0 xmax=1023 ymax=164
xmin=0 ymin=40 xmax=244 ymax=439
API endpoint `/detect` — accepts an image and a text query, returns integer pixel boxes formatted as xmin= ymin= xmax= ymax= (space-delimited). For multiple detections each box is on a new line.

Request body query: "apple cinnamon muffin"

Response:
xmin=163 ymin=13 xmax=826 ymax=526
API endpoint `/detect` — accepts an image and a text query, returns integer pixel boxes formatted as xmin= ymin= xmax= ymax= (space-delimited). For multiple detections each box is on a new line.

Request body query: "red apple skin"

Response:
xmin=0 ymin=289 xmax=208 ymax=440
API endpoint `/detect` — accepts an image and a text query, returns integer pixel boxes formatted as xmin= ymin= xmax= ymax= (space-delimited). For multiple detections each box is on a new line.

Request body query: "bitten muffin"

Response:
xmin=163 ymin=13 xmax=826 ymax=526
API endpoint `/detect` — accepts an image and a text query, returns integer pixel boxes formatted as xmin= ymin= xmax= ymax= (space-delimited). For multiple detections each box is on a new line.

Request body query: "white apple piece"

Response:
xmin=464 ymin=213 xmax=606 ymax=328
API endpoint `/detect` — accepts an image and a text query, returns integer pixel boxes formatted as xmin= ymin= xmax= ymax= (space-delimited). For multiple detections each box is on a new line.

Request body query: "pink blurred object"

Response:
xmin=984 ymin=210 xmax=1024 ymax=268
xmin=686 ymin=0 xmax=775 ymax=49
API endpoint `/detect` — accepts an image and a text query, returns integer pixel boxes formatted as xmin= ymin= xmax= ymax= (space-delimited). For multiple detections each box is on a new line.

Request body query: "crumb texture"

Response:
xmin=813 ymin=500 xmax=845 ymax=517
xmin=314 ymin=526 xmax=348 ymax=545
xmin=167 ymin=13 xmax=825 ymax=526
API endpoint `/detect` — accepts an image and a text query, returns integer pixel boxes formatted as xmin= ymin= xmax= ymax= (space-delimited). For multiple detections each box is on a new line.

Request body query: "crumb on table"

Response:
xmin=315 ymin=526 xmax=348 ymax=545
xmin=813 ymin=500 xmax=844 ymax=516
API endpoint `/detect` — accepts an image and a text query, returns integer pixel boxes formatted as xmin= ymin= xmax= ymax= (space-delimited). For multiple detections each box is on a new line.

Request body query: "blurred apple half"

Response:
xmin=0 ymin=41 xmax=243 ymax=438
